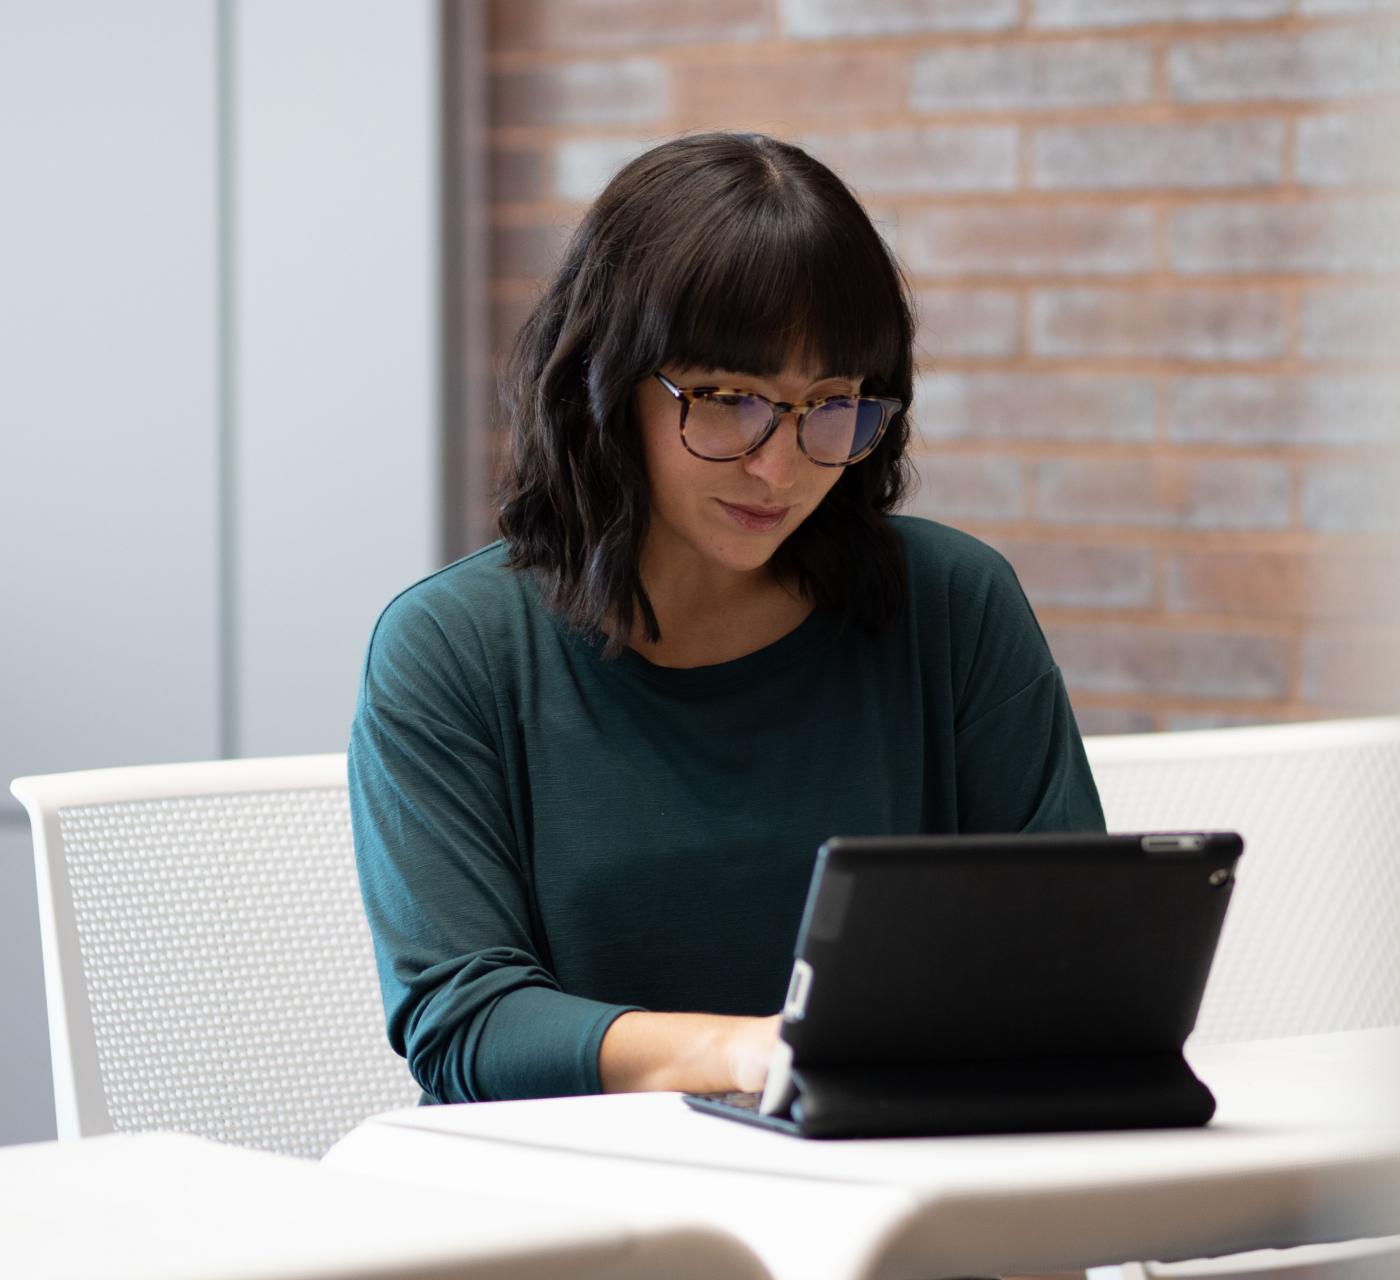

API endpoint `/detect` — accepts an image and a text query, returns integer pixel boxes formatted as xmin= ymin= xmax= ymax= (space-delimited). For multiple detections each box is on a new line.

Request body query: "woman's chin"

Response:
xmin=704 ymin=535 xmax=784 ymax=577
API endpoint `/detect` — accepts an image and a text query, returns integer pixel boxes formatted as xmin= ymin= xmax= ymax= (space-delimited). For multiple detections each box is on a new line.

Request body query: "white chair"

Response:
xmin=1083 ymin=717 xmax=1400 ymax=1280
xmin=9 ymin=754 xmax=419 ymax=1160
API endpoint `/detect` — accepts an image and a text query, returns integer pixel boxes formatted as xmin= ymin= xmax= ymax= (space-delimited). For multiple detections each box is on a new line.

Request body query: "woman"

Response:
xmin=348 ymin=132 xmax=1104 ymax=1108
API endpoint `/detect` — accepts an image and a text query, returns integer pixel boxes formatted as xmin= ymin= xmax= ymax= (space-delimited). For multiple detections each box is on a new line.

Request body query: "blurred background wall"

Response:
xmin=1 ymin=0 xmax=1396 ymax=1147
xmin=0 ymin=0 xmax=439 ymax=1144
xmin=480 ymin=0 xmax=1400 ymax=735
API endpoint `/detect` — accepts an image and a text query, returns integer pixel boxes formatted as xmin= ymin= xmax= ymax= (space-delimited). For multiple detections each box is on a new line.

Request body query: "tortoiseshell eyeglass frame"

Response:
xmin=652 ymin=371 xmax=904 ymax=468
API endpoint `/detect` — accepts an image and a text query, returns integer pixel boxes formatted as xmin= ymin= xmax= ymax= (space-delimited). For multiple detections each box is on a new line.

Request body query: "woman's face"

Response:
xmin=635 ymin=360 xmax=861 ymax=582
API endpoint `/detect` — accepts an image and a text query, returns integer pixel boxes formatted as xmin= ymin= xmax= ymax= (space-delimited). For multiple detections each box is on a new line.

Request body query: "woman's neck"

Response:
xmin=629 ymin=546 xmax=811 ymax=669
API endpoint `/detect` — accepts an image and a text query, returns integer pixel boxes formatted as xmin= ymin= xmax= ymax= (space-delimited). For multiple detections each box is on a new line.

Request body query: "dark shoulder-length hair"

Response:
xmin=496 ymin=131 xmax=917 ymax=657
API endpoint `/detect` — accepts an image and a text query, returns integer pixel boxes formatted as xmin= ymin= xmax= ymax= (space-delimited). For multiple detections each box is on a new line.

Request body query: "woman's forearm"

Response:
xmin=598 ymin=1010 xmax=779 ymax=1094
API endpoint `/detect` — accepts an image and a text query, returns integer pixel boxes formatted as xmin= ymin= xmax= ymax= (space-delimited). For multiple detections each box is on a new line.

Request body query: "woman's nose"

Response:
xmin=742 ymin=411 xmax=802 ymax=489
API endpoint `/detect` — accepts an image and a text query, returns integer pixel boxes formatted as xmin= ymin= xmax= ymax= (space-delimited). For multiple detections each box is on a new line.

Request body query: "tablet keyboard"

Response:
xmin=690 ymin=1090 xmax=762 ymax=1112
xmin=681 ymin=1089 xmax=801 ymax=1134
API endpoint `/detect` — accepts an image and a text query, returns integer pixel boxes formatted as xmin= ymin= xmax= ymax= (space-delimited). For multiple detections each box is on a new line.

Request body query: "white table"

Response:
xmin=0 ymin=1130 xmax=768 ymax=1279
xmin=324 ymin=1029 xmax=1400 ymax=1280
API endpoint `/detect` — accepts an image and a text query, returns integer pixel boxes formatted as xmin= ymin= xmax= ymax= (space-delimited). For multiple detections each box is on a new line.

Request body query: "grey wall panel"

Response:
xmin=0 ymin=0 xmax=222 ymax=807
xmin=0 ymin=0 xmax=219 ymax=1148
xmin=0 ymin=0 xmax=442 ymax=1148
xmin=233 ymin=0 xmax=440 ymax=758
xmin=0 ymin=819 xmax=55 ymax=1146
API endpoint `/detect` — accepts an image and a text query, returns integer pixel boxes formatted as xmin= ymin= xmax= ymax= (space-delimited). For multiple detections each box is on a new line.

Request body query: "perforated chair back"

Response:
xmin=1084 ymin=717 xmax=1400 ymax=1046
xmin=9 ymin=755 xmax=419 ymax=1159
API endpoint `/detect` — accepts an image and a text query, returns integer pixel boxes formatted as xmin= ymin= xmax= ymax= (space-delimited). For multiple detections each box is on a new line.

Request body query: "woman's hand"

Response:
xmin=724 ymin=1013 xmax=783 ymax=1092
xmin=599 ymin=1010 xmax=783 ymax=1094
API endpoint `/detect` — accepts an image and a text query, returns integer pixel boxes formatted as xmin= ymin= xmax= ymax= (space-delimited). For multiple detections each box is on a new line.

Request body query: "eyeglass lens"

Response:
xmin=685 ymin=393 xmax=884 ymax=464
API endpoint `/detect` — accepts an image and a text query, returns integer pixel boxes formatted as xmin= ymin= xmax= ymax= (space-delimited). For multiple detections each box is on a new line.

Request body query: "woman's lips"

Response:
xmin=717 ymin=499 xmax=790 ymax=532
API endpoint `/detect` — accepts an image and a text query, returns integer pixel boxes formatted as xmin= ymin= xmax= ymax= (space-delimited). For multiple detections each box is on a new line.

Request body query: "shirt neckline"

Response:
xmin=607 ymin=601 xmax=840 ymax=694
xmin=531 ymin=568 xmax=841 ymax=696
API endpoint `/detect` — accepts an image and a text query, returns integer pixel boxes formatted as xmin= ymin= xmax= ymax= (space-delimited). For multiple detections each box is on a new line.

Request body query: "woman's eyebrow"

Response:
xmin=799 ymin=377 xmax=863 ymax=399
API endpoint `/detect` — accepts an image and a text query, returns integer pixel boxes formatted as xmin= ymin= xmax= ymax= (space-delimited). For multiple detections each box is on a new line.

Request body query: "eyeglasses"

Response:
xmin=652 ymin=372 xmax=903 ymax=468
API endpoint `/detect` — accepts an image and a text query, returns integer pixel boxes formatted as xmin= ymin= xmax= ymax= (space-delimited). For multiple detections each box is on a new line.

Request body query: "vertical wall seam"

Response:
xmin=464 ymin=0 xmax=492 ymax=555
xmin=442 ymin=0 xmax=491 ymax=560
xmin=216 ymin=0 xmax=238 ymax=760
xmin=439 ymin=0 xmax=461 ymax=565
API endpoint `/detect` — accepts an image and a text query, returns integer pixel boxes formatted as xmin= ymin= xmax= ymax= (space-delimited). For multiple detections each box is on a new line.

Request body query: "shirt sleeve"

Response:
xmin=347 ymin=601 xmax=639 ymax=1103
xmin=945 ymin=545 xmax=1106 ymax=835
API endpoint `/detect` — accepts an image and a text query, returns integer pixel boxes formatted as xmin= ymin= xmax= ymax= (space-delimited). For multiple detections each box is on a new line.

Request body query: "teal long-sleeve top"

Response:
xmin=347 ymin=515 xmax=1105 ymax=1104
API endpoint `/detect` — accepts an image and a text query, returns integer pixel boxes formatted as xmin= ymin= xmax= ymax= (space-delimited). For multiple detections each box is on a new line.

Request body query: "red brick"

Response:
xmin=1032 ymin=288 xmax=1287 ymax=360
xmin=1034 ymin=0 xmax=1289 ymax=26
xmin=1296 ymin=110 xmax=1400 ymax=188
xmin=915 ymin=372 xmax=1154 ymax=443
xmin=914 ymin=289 xmax=1021 ymax=360
xmin=491 ymin=294 xmax=539 ymax=355
xmin=1170 ymin=375 xmax=1400 ymax=446
xmin=672 ymin=49 xmax=906 ymax=126
xmin=491 ymin=0 xmax=771 ymax=51
xmin=1166 ymin=549 xmax=1400 ymax=621
xmin=1074 ymin=706 xmax=1158 ymax=735
xmin=1033 ymin=120 xmax=1284 ymax=191
xmin=900 ymin=204 xmax=1157 ymax=277
xmin=1301 ymin=0 xmax=1400 ymax=11
xmin=492 ymin=220 xmax=574 ymax=280
xmin=1299 ymin=288 xmax=1400 ymax=361
xmin=492 ymin=147 xmax=550 ymax=203
xmin=1047 ymin=623 xmax=1292 ymax=699
xmin=783 ymin=0 xmax=1017 ymax=37
xmin=1170 ymin=199 xmax=1400 ymax=274
xmin=910 ymin=39 xmax=1154 ymax=111
xmin=491 ymin=59 xmax=667 ymax=127
xmin=553 ymin=137 xmax=652 ymax=201
xmin=1034 ymin=458 xmax=1291 ymax=529
xmin=1301 ymin=628 xmax=1400 ymax=708
xmin=1304 ymin=0 xmax=1400 ymax=11
xmin=1163 ymin=711 xmax=1285 ymax=729
xmin=1170 ymin=26 xmax=1400 ymax=103
xmin=797 ymin=125 xmax=1018 ymax=195
xmin=902 ymin=453 xmax=1024 ymax=521
xmin=1301 ymin=461 xmax=1400 ymax=533
xmin=989 ymin=538 xmax=1156 ymax=608
xmin=862 ymin=199 xmax=902 ymax=256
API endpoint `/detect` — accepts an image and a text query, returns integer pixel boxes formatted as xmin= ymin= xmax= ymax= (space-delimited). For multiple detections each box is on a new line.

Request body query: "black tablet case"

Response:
xmin=689 ymin=832 xmax=1241 ymax=1139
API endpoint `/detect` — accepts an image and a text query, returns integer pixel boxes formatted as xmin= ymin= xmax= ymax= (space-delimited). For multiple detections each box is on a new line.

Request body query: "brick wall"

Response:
xmin=481 ymin=0 xmax=1400 ymax=732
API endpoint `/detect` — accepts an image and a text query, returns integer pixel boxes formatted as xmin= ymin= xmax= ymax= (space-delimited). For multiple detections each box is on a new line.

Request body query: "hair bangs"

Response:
xmin=649 ymin=189 xmax=906 ymax=390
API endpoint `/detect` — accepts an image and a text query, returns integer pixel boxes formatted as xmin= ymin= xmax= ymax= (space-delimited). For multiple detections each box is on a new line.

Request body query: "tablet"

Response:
xmin=684 ymin=830 xmax=1243 ymax=1138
